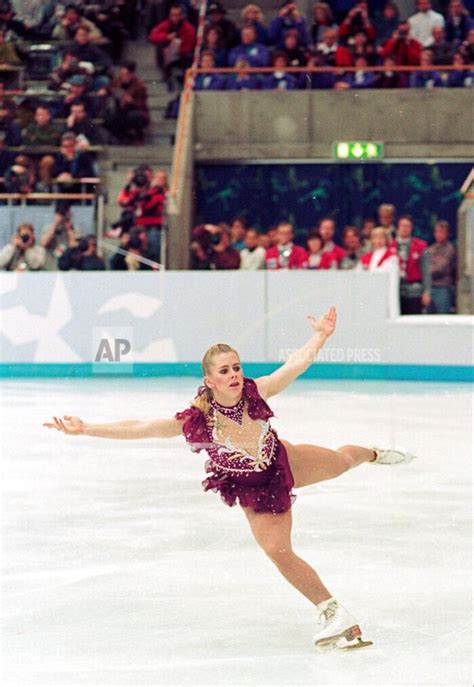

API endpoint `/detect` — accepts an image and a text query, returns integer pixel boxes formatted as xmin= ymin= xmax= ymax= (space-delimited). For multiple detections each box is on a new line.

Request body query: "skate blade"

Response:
xmin=315 ymin=625 xmax=373 ymax=653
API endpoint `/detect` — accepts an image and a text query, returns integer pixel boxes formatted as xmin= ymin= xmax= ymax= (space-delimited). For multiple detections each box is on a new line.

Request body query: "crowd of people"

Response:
xmin=146 ymin=0 xmax=474 ymax=91
xmin=189 ymin=205 xmax=457 ymax=314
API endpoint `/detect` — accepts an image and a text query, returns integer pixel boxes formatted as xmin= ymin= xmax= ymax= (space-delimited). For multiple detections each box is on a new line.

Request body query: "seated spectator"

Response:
xmin=72 ymin=25 xmax=112 ymax=74
xmin=0 ymin=132 xmax=15 ymax=181
xmin=269 ymin=1 xmax=309 ymax=48
xmin=348 ymin=30 xmax=376 ymax=65
xmin=66 ymin=100 xmax=106 ymax=144
xmin=109 ymin=230 xmax=153 ymax=271
xmin=345 ymin=56 xmax=377 ymax=87
xmin=408 ymin=0 xmax=445 ymax=47
xmin=117 ymin=166 xmax=166 ymax=263
xmin=226 ymin=57 xmax=260 ymax=90
xmin=2 ymin=155 xmax=35 ymax=193
xmin=378 ymin=203 xmax=397 ymax=237
xmin=360 ymin=217 xmax=377 ymax=251
xmin=262 ymin=52 xmax=299 ymax=89
xmin=445 ymin=0 xmax=474 ymax=45
xmin=459 ymin=26 xmax=474 ymax=62
xmin=302 ymin=50 xmax=336 ymax=89
xmin=207 ymin=2 xmax=239 ymax=51
xmin=202 ymin=26 xmax=228 ymax=67
xmin=338 ymin=1 xmax=376 ymax=43
xmin=211 ymin=226 xmax=241 ymax=269
xmin=356 ymin=227 xmax=398 ymax=272
xmin=191 ymin=223 xmax=240 ymax=269
xmin=375 ymin=55 xmax=409 ymax=88
xmin=0 ymin=27 xmax=23 ymax=86
xmin=239 ymin=228 xmax=266 ymax=269
xmin=410 ymin=49 xmax=443 ymax=87
xmin=84 ymin=1 xmax=131 ymax=61
xmin=58 ymin=233 xmax=105 ymax=271
xmin=426 ymin=220 xmax=457 ymax=314
xmin=241 ymin=4 xmax=269 ymax=46
xmin=149 ymin=4 xmax=197 ymax=90
xmin=258 ymin=232 xmax=272 ymax=249
xmin=0 ymin=89 xmax=21 ymax=146
xmin=55 ymin=75 xmax=95 ymax=118
xmin=23 ymin=104 xmax=61 ymax=147
xmin=311 ymin=3 xmax=338 ymax=46
xmin=282 ymin=28 xmax=307 ymax=66
xmin=447 ymin=51 xmax=474 ymax=86
xmin=50 ymin=132 xmax=96 ymax=188
xmin=318 ymin=217 xmax=346 ymax=267
xmin=379 ymin=22 xmax=422 ymax=65
xmin=48 ymin=48 xmax=88 ymax=92
xmin=391 ymin=215 xmax=431 ymax=315
xmin=265 ymin=221 xmax=308 ymax=269
xmin=374 ymin=2 xmax=400 ymax=47
xmin=429 ymin=26 xmax=454 ymax=64
xmin=40 ymin=201 xmax=83 ymax=270
xmin=340 ymin=226 xmax=364 ymax=268
xmin=228 ymin=25 xmax=269 ymax=67
xmin=0 ymin=222 xmax=46 ymax=271
xmin=306 ymin=230 xmax=333 ymax=268
xmin=105 ymin=61 xmax=150 ymax=143
xmin=317 ymin=27 xmax=352 ymax=66
xmin=52 ymin=4 xmax=103 ymax=42
xmin=230 ymin=217 xmax=248 ymax=250
xmin=194 ymin=51 xmax=226 ymax=90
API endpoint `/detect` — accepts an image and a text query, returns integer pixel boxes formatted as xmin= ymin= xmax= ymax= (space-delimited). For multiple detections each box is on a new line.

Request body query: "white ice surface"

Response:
xmin=1 ymin=377 xmax=472 ymax=687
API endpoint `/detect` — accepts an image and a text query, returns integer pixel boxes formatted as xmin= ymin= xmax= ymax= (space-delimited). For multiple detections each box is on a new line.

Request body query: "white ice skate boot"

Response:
xmin=313 ymin=598 xmax=373 ymax=652
xmin=370 ymin=447 xmax=417 ymax=465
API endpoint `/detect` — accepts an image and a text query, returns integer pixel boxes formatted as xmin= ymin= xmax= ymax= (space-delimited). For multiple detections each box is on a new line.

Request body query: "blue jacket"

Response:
xmin=194 ymin=73 xmax=227 ymax=91
xmin=409 ymin=71 xmax=444 ymax=88
xmin=268 ymin=15 xmax=308 ymax=47
xmin=226 ymin=74 xmax=260 ymax=90
xmin=262 ymin=72 xmax=298 ymax=90
xmin=228 ymin=42 xmax=269 ymax=67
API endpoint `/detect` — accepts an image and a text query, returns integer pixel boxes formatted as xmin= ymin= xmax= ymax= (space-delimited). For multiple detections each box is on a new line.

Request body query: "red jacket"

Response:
xmin=360 ymin=248 xmax=396 ymax=269
xmin=149 ymin=19 xmax=197 ymax=57
xmin=118 ymin=185 xmax=165 ymax=227
xmin=307 ymin=251 xmax=335 ymax=269
xmin=322 ymin=242 xmax=346 ymax=268
xmin=266 ymin=244 xmax=309 ymax=269
xmin=379 ymin=37 xmax=422 ymax=65
xmin=390 ymin=237 xmax=427 ymax=282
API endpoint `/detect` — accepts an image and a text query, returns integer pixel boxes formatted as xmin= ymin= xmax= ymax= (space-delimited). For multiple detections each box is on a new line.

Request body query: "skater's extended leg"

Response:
xmin=241 ymin=505 xmax=332 ymax=605
xmin=282 ymin=440 xmax=376 ymax=489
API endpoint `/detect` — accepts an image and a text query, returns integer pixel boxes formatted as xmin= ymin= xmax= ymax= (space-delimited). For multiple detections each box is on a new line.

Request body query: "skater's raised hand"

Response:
xmin=308 ymin=306 xmax=337 ymax=338
xmin=43 ymin=415 xmax=83 ymax=435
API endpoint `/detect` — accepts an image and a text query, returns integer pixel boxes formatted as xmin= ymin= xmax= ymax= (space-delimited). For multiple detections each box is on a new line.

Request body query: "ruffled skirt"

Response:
xmin=202 ymin=440 xmax=297 ymax=514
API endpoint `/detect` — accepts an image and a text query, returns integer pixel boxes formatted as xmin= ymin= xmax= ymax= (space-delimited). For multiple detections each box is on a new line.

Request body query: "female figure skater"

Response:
xmin=44 ymin=306 xmax=416 ymax=652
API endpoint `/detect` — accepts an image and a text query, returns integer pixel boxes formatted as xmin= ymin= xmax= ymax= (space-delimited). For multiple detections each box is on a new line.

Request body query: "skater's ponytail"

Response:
xmin=192 ymin=343 xmax=240 ymax=415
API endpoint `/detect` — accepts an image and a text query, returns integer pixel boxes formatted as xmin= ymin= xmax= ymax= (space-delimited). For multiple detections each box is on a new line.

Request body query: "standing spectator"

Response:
xmin=356 ymin=227 xmax=398 ymax=272
xmin=265 ymin=221 xmax=308 ymax=269
xmin=241 ymin=4 xmax=269 ymax=45
xmin=379 ymin=22 xmax=423 ymax=64
xmin=202 ymin=26 xmax=228 ymax=67
xmin=410 ymin=49 xmax=444 ymax=87
xmin=0 ymin=223 xmax=46 ymax=271
xmin=40 ymin=202 xmax=83 ymax=271
xmin=230 ymin=217 xmax=247 ymax=250
xmin=374 ymin=2 xmax=400 ymax=47
xmin=228 ymin=25 xmax=269 ymax=67
xmin=311 ymin=3 xmax=338 ymax=45
xmin=210 ymin=225 xmax=241 ymax=269
xmin=360 ymin=217 xmax=377 ymax=252
xmin=338 ymin=1 xmax=376 ymax=43
xmin=318 ymin=217 xmax=346 ymax=267
xmin=340 ymin=226 xmax=364 ymax=268
xmin=429 ymin=26 xmax=455 ymax=64
xmin=305 ymin=230 xmax=333 ymax=269
xmin=239 ymin=228 xmax=266 ymax=269
xmin=193 ymin=51 xmax=226 ymax=90
xmin=52 ymin=4 xmax=103 ymax=41
xmin=106 ymin=61 xmax=150 ymax=143
xmin=391 ymin=215 xmax=431 ymax=315
xmin=58 ymin=234 xmax=106 ymax=270
xmin=377 ymin=203 xmax=397 ymax=237
xmin=408 ymin=0 xmax=445 ymax=47
xmin=268 ymin=1 xmax=309 ymax=48
xmin=445 ymin=0 xmax=474 ymax=45
xmin=207 ymin=2 xmax=239 ymax=51
xmin=262 ymin=52 xmax=298 ymax=89
xmin=426 ymin=220 xmax=457 ymax=313
xmin=149 ymin=4 xmax=197 ymax=90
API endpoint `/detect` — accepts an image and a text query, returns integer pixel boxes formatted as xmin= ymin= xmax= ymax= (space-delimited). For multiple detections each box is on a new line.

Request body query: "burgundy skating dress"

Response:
xmin=175 ymin=377 xmax=297 ymax=514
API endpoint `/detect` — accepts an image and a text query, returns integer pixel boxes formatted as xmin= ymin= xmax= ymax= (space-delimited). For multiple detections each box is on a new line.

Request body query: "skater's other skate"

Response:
xmin=370 ymin=446 xmax=417 ymax=465
xmin=313 ymin=598 xmax=373 ymax=652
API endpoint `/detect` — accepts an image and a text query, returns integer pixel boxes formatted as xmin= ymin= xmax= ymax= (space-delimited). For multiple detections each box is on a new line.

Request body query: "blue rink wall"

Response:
xmin=0 ymin=272 xmax=472 ymax=381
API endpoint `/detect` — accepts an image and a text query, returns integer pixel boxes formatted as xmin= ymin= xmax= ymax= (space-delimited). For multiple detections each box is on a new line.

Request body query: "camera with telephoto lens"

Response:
xmin=20 ymin=232 xmax=30 ymax=243
xmin=131 ymin=166 xmax=150 ymax=188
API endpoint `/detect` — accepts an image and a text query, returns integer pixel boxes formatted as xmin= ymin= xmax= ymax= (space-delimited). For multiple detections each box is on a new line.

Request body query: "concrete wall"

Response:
xmin=194 ymin=90 xmax=474 ymax=160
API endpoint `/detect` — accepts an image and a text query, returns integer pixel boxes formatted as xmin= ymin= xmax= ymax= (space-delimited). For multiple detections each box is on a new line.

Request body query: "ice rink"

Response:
xmin=1 ymin=376 xmax=472 ymax=687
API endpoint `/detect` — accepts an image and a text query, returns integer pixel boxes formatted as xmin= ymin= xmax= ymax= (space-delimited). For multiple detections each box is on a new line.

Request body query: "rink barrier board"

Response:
xmin=0 ymin=363 xmax=472 ymax=382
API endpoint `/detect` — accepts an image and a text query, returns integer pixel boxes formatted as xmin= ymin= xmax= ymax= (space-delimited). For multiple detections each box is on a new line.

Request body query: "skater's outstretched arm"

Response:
xmin=43 ymin=415 xmax=184 ymax=439
xmin=255 ymin=306 xmax=337 ymax=399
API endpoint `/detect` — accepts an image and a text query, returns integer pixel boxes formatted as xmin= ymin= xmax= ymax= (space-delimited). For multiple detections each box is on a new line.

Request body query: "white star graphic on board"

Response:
xmin=0 ymin=275 xmax=81 ymax=362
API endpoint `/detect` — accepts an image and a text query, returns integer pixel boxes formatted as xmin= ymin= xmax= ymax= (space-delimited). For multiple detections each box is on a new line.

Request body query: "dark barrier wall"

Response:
xmin=195 ymin=162 xmax=471 ymax=241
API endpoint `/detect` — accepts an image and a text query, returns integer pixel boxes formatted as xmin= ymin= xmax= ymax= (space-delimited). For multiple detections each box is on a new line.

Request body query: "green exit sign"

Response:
xmin=333 ymin=141 xmax=384 ymax=160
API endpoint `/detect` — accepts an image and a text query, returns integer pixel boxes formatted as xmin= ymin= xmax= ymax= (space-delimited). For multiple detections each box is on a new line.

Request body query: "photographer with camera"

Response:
xmin=40 ymin=201 xmax=83 ymax=270
xmin=116 ymin=165 xmax=167 ymax=263
xmin=191 ymin=223 xmax=240 ymax=270
xmin=379 ymin=22 xmax=423 ymax=64
xmin=268 ymin=1 xmax=308 ymax=49
xmin=0 ymin=222 xmax=46 ymax=271
xmin=58 ymin=233 xmax=105 ymax=270
xmin=109 ymin=229 xmax=152 ymax=271
xmin=338 ymin=1 xmax=376 ymax=43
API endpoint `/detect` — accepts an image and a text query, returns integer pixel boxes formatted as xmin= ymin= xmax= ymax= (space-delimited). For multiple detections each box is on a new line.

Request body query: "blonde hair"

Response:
xmin=371 ymin=226 xmax=390 ymax=245
xmin=241 ymin=4 xmax=263 ymax=22
xmin=191 ymin=343 xmax=240 ymax=414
